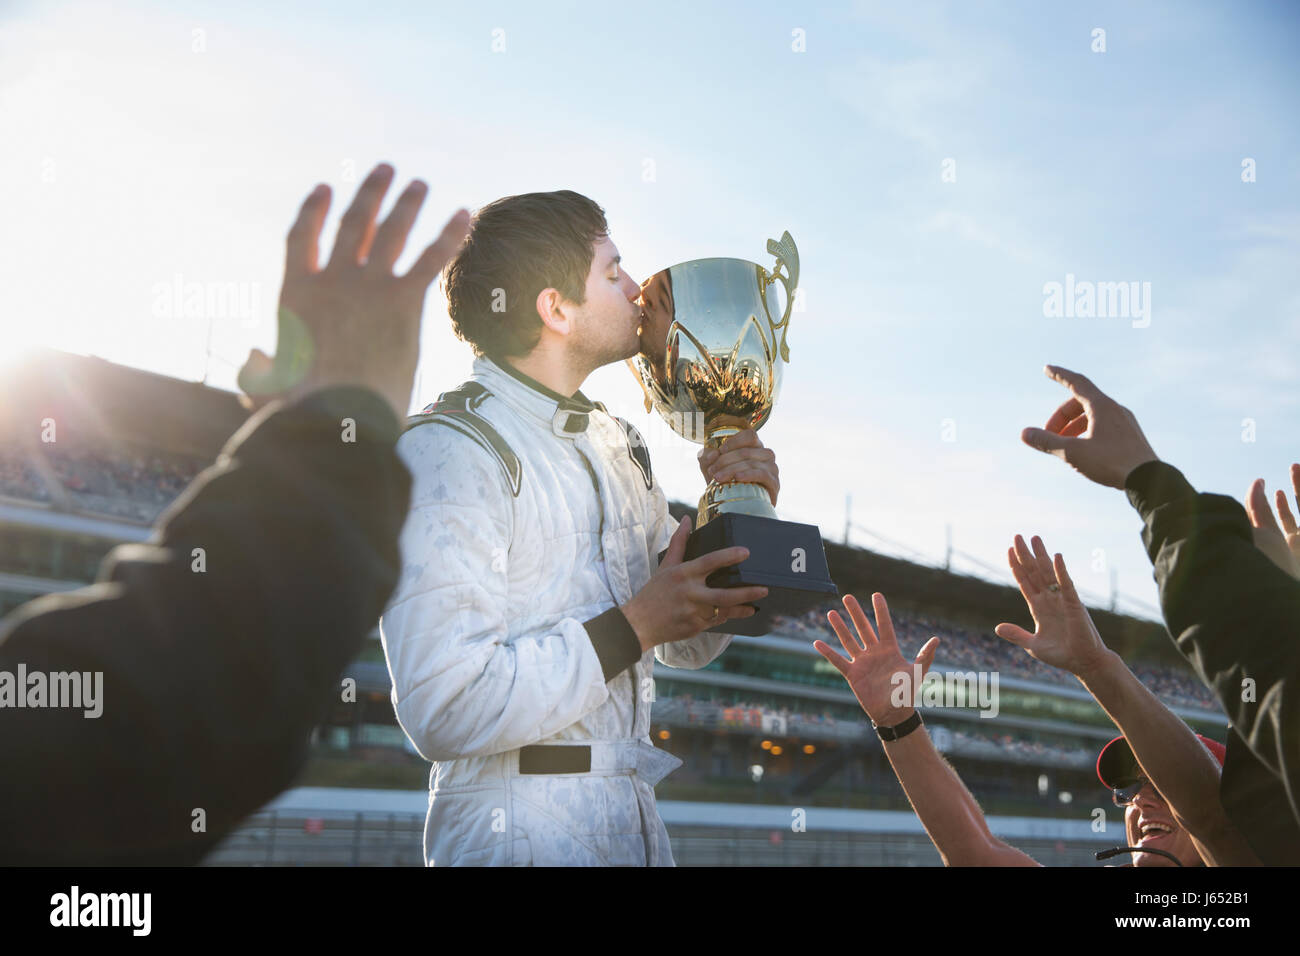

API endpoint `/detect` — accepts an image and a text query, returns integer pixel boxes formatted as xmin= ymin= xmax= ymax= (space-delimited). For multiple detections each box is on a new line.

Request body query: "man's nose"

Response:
xmin=1132 ymin=781 xmax=1164 ymax=810
xmin=622 ymin=271 xmax=642 ymax=301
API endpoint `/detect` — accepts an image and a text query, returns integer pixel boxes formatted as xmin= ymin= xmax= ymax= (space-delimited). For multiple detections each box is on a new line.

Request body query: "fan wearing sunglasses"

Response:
xmin=1095 ymin=734 xmax=1225 ymax=867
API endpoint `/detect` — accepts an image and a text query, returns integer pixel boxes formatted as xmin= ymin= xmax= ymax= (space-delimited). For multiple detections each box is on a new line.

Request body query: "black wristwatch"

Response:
xmin=872 ymin=709 xmax=923 ymax=742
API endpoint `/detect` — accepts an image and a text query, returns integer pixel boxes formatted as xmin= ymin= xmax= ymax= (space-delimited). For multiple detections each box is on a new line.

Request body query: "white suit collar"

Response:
xmin=473 ymin=355 xmax=603 ymax=438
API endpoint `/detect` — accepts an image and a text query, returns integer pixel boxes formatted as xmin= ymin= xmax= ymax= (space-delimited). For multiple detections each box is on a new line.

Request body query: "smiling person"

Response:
xmin=1095 ymin=734 xmax=1227 ymax=866
xmin=379 ymin=190 xmax=780 ymax=866
xmin=994 ymin=535 xmax=1257 ymax=866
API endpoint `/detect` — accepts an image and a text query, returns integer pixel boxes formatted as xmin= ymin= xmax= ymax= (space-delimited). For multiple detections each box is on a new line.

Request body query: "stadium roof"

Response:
xmin=0 ymin=349 xmax=247 ymax=458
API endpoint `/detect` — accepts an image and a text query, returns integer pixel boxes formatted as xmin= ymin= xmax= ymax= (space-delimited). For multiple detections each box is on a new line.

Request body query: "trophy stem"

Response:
xmin=697 ymin=480 xmax=778 ymax=527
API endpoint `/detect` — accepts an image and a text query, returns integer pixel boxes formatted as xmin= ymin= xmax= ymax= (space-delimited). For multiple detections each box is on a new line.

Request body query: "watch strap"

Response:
xmin=873 ymin=709 xmax=923 ymax=742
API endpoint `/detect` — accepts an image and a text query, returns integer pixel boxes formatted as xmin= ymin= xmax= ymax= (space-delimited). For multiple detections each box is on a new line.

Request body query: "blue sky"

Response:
xmin=2 ymin=0 xmax=1297 ymax=618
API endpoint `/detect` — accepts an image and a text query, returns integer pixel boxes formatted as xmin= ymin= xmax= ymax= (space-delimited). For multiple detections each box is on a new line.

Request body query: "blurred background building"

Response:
xmin=0 ymin=352 xmax=1225 ymax=865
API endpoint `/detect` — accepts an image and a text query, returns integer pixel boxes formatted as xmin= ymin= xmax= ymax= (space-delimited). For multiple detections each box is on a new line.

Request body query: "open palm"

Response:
xmin=1244 ymin=467 xmax=1300 ymax=580
xmin=994 ymin=535 xmax=1110 ymax=680
xmin=814 ymin=592 xmax=939 ymax=726
xmin=238 ymin=164 xmax=470 ymax=418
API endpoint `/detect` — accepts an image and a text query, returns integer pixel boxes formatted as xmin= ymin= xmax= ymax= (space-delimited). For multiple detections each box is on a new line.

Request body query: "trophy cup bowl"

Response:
xmin=631 ymin=232 xmax=838 ymax=635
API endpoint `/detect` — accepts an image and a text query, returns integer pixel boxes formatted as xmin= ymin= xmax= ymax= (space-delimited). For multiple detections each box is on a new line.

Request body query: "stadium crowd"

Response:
xmin=0 ymin=445 xmax=204 ymax=523
xmin=0 ymin=454 xmax=50 ymax=504
xmin=772 ymin=606 xmax=1220 ymax=712
xmin=656 ymin=692 xmax=1095 ymax=768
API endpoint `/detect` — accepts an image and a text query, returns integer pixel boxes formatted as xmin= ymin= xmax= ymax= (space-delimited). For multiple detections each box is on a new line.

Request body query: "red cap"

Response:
xmin=1096 ymin=734 xmax=1226 ymax=790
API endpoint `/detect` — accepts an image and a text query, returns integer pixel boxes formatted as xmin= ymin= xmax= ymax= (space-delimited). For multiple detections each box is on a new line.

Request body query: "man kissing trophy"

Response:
xmin=381 ymin=191 xmax=786 ymax=866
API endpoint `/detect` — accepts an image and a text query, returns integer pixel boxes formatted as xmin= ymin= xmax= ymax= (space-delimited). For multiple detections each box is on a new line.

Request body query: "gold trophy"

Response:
xmin=632 ymin=232 xmax=837 ymax=635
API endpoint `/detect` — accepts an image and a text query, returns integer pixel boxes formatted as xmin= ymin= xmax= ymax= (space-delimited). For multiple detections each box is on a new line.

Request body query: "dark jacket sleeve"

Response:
xmin=1124 ymin=460 xmax=1300 ymax=861
xmin=0 ymin=386 xmax=411 ymax=865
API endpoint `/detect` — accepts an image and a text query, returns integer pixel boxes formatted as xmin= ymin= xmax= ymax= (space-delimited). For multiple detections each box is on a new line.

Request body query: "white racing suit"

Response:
xmin=379 ymin=355 xmax=731 ymax=866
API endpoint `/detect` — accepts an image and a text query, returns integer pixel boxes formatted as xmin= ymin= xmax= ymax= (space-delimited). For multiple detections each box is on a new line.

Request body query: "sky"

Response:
xmin=2 ymin=0 xmax=1298 ymax=619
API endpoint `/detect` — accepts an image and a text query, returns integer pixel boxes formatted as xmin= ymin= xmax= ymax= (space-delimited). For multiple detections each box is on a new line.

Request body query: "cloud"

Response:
xmin=915 ymin=210 xmax=1048 ymax=266
xmin=827 ymin=53 xmax=985 ymax=153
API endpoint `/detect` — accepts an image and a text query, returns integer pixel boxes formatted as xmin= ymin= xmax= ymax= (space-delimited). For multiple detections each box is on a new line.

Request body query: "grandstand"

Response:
xmin=1 ymin=351 xmax=1229 ymax=865
xmin=0 ymin=350 xmax=244 ymax=618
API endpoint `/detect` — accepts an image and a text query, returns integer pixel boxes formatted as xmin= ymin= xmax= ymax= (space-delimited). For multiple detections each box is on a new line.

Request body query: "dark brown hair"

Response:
xmin=443 ymin=190 xmax=608 ymax=358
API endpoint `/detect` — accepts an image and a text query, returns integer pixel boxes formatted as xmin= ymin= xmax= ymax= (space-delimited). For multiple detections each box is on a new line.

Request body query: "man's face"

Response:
xmin=565 ymin=235 xmax=643 ymax=369
xmin=1123 ymin=780 xmax=1200 ymax=867
xmin=637 ymin=269 xmax=675 ymax=368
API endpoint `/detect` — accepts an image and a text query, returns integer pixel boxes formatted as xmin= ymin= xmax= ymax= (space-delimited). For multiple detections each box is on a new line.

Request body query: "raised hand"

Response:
xmin=1244 ymin=471 xmax=1300 ymax=579
xmin=238 ymin=163 xmax=471 ymax=419
xmin=814 ymin=593 xmax=939 ymax=727
xmin=1020 ymin=365 xmax=1159 ymax=489
xmin=1279 ymin=464 xmax=1300 ymax=563
xmin=993 ymin=535 xmax=1113 ymax=680
xmin=697 ymin=429 xmax=780 ymax=506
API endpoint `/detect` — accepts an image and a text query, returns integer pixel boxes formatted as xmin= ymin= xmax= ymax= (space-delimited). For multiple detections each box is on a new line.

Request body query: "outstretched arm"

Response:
xmin=995 ymin=535 xmax=1258 ymax=865
xmin=816 ymin=593 xmax=1039 ymax=867
xmin=0 ymin=386 xmax=410 ymax=865
xmin=1019 ymin=364 xmax=1300 ymax=853
xmin=1123 ymin=462 xmax=1300 ymax=834
xmin=0 ymin=164 xmax=466 ymax=866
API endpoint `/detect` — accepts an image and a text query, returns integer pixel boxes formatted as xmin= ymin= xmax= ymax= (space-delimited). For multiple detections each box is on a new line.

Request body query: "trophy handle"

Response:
xmin=761 ymin=231 xmax=799 ymax=363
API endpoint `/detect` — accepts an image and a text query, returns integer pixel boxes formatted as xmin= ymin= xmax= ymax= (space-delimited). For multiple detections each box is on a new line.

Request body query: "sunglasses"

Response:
xmin=1111 ymin=776 xmax=1166 ymax=807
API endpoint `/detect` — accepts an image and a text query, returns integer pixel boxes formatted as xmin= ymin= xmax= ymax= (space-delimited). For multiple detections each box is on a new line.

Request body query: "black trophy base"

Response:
xmin=681 ymin=512 xmax=839 ymax=636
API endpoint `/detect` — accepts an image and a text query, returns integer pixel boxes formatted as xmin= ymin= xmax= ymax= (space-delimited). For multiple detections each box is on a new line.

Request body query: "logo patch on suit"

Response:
xmin=614 ymin=417 xmax=654 ymax=489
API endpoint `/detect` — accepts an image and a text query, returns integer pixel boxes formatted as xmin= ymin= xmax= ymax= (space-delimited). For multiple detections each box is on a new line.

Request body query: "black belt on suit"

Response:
xmin=518 ymin=745 xmax=592 ymax=774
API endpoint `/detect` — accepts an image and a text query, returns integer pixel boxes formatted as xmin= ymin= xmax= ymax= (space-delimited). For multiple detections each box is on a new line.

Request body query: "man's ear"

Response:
xmin=535 ymin=287 xmax=574 ymax=338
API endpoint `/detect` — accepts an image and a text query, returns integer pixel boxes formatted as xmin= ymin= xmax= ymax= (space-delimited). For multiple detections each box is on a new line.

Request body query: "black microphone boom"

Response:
xmin=1094 ymin=845 xmax=1184 ymax=866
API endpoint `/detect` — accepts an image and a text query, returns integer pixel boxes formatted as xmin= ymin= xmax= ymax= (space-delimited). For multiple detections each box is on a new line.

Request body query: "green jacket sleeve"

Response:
xmin=1125 ymin=460 xmax=1300 ymax=860
xmin=0 ymin=386 xmax=411 ymax=865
